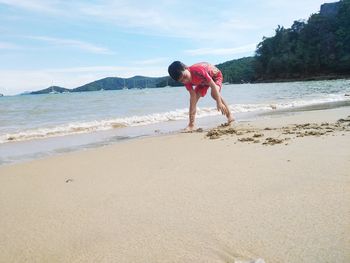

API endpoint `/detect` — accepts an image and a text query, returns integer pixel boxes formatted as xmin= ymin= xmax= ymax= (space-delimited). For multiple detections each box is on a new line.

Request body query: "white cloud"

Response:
xmin=0 ymin=65 xmax=168 ymax=95
xmin=185 ymin=44 xmax=256 ymax=56
xmin=45 ymin=66 xmax=129 ymax=73
xmin=131 ymin=57 xmax=168 ymax=66
xmin=0 ymin=0 xmax=58 ymax=12
xmin=263 ymin=0 xmax=335 ymax=9
xmin=0 ymin=0 xmax=307 ymax=44
xmin=0 ymin=0 xmax=333 ymax=43
xmin=27 ymin=36 xmax=113 ymax=54
xmin=0 ymin=41 xmax=21 ymax=49
xmin=6 ymin=1 xmax=229 ymax=43
xmin=77 ymin=1 xmax=199 ymax=39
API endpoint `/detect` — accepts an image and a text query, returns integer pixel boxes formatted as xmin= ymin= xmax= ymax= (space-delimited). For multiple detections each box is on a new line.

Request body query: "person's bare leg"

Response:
xmin=185 ymin=92 xmax=201 ymax=132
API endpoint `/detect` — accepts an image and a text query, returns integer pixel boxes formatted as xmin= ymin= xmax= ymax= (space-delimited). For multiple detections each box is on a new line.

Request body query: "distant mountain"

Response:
xmin=19 ymin=91 xmax=32 ymax=95
xmin=30 ymin=76 xmax=179 ymax=95
xmin=72 ymin=76 xmax=171 ymax=92
xmin=30 ymin=86 xmax=70 ymax=95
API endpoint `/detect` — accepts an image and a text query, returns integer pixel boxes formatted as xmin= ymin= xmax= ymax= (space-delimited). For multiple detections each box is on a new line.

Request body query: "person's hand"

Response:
xmin=217 ymin=102 xmax=228 ymax=116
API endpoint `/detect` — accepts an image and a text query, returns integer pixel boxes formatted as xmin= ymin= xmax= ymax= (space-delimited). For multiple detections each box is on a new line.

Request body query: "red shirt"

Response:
xmin=185 ymin=62 xmax=223 ymax=92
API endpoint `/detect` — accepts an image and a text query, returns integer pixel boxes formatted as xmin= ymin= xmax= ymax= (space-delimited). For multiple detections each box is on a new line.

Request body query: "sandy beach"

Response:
xmin=0 ymin=107 xmax=349 ymax=263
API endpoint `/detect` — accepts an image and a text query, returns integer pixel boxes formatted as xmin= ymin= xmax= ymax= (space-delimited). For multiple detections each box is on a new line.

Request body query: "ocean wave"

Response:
xmin=1 ymin=95 xmax=349 ymax=144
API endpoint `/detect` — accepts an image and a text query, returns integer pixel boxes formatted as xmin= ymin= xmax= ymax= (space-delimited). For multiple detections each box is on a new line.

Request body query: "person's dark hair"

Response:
xmin=168 ymin=61 xmax=186 ymax=81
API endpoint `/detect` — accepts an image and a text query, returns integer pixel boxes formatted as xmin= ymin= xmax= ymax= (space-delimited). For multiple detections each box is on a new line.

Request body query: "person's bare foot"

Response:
xmin=220 ymin=117 xmax=235 ymax=128
xmin=183 ymin=125 xmax=196 ymax=133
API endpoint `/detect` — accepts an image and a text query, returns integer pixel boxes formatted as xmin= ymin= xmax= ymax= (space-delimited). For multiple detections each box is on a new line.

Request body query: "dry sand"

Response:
xmin=0 ymin=107 xmax=349 ymax=263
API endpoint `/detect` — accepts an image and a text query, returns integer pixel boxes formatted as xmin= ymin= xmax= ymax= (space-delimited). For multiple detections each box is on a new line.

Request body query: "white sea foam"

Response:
xmin=0 ymin=95 xmax=349 ymax=144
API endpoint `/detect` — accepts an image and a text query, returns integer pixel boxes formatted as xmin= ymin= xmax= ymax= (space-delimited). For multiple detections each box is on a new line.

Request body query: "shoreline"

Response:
xmin=1 ymin=107 xmax=349 ymax=262
xmin=248 ymin=74 xmax=350 ymax=84
xmin=1 ymin=99 xmax=350 ymax=167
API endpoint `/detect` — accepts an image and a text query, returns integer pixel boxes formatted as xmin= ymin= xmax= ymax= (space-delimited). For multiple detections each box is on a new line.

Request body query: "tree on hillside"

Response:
xmin=255 ymin=0 xmax=350 ymax=80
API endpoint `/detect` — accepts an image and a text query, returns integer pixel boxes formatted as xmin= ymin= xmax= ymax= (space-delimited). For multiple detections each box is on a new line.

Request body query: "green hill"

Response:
xmin=73 ymin=76 xmax=171 ymax=92
xmin=216 ymin=57 xmax=256 ymax=83
xmin=30 ymin=76 xmax=178 ymax=94
xmin=30 ymin=86 xmax=70 ymax=94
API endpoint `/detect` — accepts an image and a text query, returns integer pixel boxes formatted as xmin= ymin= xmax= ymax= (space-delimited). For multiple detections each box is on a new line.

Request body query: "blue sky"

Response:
xmin=0 ymin=0 xmax=335 ymax=95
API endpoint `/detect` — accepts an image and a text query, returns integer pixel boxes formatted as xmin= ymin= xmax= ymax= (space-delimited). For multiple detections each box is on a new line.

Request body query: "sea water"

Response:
xmin=1 ymin=79 xmax=349 ymax=165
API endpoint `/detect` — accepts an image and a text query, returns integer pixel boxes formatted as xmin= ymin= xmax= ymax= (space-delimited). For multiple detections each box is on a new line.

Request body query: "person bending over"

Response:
xmin=168 ymin=61 xmax=234 ymax=131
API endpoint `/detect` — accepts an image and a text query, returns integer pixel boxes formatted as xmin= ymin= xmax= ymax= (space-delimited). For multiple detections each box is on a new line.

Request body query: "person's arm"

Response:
xmin=194 ymin=66 xmax=229 ymax=116
xmin=208 ymin=79 xmax=228 ymax=116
